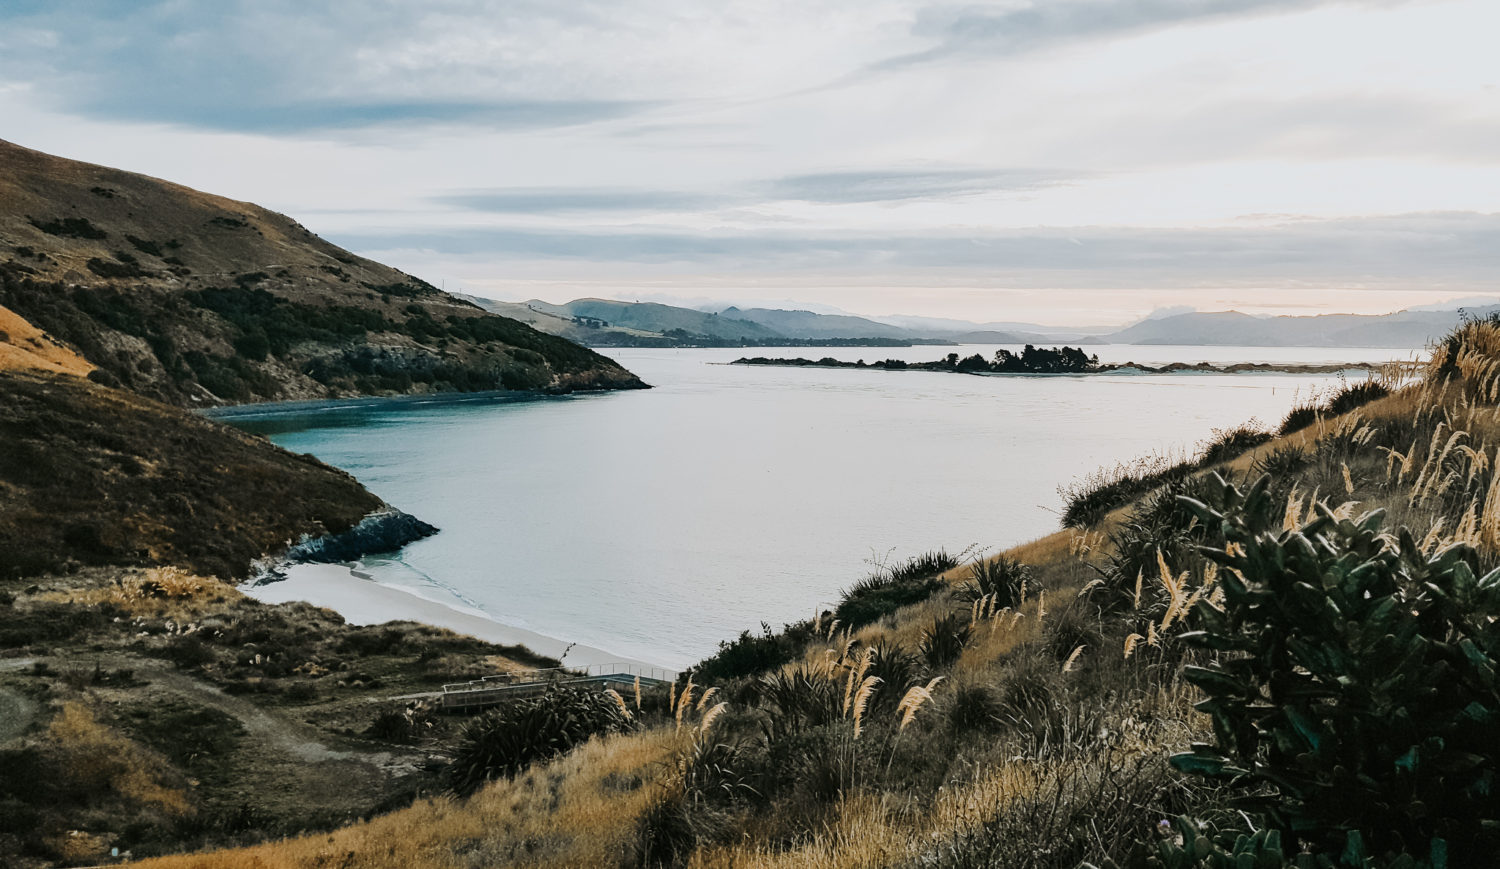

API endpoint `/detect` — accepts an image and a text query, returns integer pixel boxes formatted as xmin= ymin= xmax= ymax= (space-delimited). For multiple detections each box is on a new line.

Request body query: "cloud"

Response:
xmin=0 ymin=1 xmax=660 ymax=133
xmin=333 ymin=211 xmax=1500 ymax=287
xmin=761 ymin=168 xmax=1087 ymax=203
xmin=875 ymin=0 xmax=1409 ymax=69
xmin=436 ymin=189 xmax=724 ymax=214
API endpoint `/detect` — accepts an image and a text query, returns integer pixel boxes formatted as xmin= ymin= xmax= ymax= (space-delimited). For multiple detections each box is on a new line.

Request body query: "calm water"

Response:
xmin=236 ymin=344 xmax=1415 ymax=669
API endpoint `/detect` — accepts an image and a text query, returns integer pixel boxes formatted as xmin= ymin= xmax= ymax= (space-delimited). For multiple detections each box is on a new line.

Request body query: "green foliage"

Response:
xmin=28 ymin=215 xmax=107 ymax=239
xmin=919 ymin=614 xmax=972 ymax=669
xmin=834 ymin=550 xmax=957 ymax=629
xmin=1279 ymin=404 xmax=1321 ymax=435
xmin=1196 ymin=425 xmax=1272 ymax=467
xmin=1171 ymin=474 xmax=1500 ymax=865
xmin=444 ymin=686 xmax=633 ymax=797
xmin=1063 ymin=423 xmax=1274 ymax=529
xmin=755 ymin=664 xmax=843 ymax=741
xmin=1131 ymin=816 xmax=1440 ymax=869
xmin=946 ymin=683 xmax=1004 ymax=733
xmin=865 ymin=639 xmax=920 ymax=711
xmin=1279 ymin=379 xmax=1389 ymax=435
xmin=1103 ymin=475 xmax=1214 ymax=613
xmin=688 ymin=619 xmax=820 ymax=684
xmin=1252 ymin=445 xmax=1310 ymax=477
xmin=960 ymin=556 xmax=1029 ymax=609
xmin=1326 ymin=380 xmax=1390 ymax=417
xmin=86 ymin=255 xmax=154 ymax=279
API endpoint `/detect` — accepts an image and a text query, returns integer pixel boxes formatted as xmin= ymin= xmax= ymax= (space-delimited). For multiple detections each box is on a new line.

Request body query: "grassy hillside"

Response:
xmin=0 ymin=360 xmax=565 ymax=866
xmin=119 ymin=327 xmax=1500 ymax=866
xmin=0 ymin=139 xmax=644 ymax=405
xmin=0 ymin=368 xmax=392 ymax=580
xmin=459 ymin=296 xmax=948 ymax=348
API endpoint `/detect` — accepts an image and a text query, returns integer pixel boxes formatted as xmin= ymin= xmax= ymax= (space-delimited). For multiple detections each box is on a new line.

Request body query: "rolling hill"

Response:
xmin=0 ymin=139 xmax=644 ymax=406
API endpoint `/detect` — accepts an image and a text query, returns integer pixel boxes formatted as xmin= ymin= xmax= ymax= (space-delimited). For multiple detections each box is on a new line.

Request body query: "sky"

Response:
xmin=2 ymin=0 xmax=1499 ymax=326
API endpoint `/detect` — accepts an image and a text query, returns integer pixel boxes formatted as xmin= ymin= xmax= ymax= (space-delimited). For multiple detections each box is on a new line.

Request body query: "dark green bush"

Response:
xmin=445 ymin=686 xmax=632 ymax=797
xmin=960 ymin=556 xmax=1029 ymax=609
xmin=1252 ymin=444 xmax=1310 ymax=477
xmin=1195 ymin=425 xmax=1272 ymax=467
xmin=918 ymin=614 xmax=972 ymax=669
xmin=1325 ymin=379 xmax=1390 ymax=417
xmin=1171 ymin=474 xmax=1500 ymax=865
xmin=689 ymin=619 xmax=818 ymax=684
xmin=864 ymin=640 xmax=920 ymax=712
xmin=833 ymin=551 xmax=956 ymax=629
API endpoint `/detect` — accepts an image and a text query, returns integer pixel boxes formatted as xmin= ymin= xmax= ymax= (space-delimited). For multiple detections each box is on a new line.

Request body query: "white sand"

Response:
xmin=243 ymin=563 xmax=660 ymax=671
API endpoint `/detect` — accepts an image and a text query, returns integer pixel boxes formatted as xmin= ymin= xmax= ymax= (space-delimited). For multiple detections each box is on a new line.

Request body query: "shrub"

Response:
xmin=865 ymin=640 xmax=920 ymax=712
xmin=1195 ymin=424 xmax=1272 ymax=467
xmin=756 ymin=664 xmax=842 ymax=740
xmin=918 ymin=614 xmax=972 ymax=669
xmin=1325 ymin=379 xmax=1389 ymax=416
xmin=1278 ymin=403 xmax=1321 ymax=435
xmin=689 ymin=620 xmax=818 ymax=684
xmin=833 ymin=551 xmax=956 ymax=629
xmin=366 ymin=701 xmax=437 ymax=744
xmin=1172 ymin=474 xmax=1500 ymax=864
xmin=960 ymin=556 xmax=1029 ymax=609
xmin=946 ymin=683 xmax=1004 ymax=734
xmin=28 ymin=216 xmax=107 ymax=239
xmin=445 ymin=687 xmax=632 ymax=797
xmin=1252 ymin=444 xmax=1310 ymax=477
xmin=1060 ymin=454 xmax=1192 ymax=529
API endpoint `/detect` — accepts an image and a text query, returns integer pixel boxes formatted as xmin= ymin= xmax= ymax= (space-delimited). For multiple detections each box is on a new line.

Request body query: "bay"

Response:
xmin=235 ymin=344 xmax=1415 ymax=669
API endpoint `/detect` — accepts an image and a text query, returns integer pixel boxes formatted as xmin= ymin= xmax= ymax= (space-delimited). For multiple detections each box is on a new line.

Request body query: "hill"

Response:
xmin=1105 ymin=306 xmax=1498 ymax=347
xmin=0 ymin=368 xmax=396 ymax=580
xmin=0 ymin=139 xmax=643 ymax=406
xmin=457 ymin=296 xmax=955 ymax=347
xmin=717 ymin=306 xmax=911 ymax=340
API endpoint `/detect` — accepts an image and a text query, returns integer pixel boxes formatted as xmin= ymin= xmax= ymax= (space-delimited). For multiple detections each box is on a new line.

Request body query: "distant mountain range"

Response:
xmin=460 ymin=294 xmax=1488 ymax=349
xmin=1106 ymin=307 xmax=1500 ymax=348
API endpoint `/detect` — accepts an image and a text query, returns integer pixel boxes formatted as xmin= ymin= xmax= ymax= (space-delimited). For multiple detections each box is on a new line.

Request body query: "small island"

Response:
xmin=733 ymin=345 xmax=1382 ymax=376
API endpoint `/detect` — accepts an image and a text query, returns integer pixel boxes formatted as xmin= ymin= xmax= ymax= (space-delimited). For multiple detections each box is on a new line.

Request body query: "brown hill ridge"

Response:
xmin=0 ymin=138 xmax=644 ymax=405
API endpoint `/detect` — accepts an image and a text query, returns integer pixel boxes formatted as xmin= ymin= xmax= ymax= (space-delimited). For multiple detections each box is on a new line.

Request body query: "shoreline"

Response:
xmin=243 ymin=562 xmax=667 ymax=673
xmin=198 ymin=387 xmax=591 ymax=421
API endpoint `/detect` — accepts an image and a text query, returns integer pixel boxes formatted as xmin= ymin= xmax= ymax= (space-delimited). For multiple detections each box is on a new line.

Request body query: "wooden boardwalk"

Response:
xmin=439 ymin=662 xmax=675 ymax=713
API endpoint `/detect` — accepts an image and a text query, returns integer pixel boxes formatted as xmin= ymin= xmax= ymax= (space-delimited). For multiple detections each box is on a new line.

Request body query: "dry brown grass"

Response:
xmin=39 ymin=566 xmax=242 ymax=618
xmin=49 ymin=701 xmax=189 ymax=816
xmin=137 ymin=729 xmax=677 ymax=869
xmin=0 ymin=302 xmax=94 ymax=376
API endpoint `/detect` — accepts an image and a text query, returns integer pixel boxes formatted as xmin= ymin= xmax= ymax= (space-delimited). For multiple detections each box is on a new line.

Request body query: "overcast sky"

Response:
xmin=3 ymin=0 xmax=1498 ymax=325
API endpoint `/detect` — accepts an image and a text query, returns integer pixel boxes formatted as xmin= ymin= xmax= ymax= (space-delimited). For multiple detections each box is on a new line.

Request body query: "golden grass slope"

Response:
xmin=0 ymin=303 xmax=92 ymax=376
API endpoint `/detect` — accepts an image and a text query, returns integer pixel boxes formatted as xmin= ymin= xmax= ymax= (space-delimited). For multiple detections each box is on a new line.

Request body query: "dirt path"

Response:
xmin=143 ymin=666 xmax=358 ymax=764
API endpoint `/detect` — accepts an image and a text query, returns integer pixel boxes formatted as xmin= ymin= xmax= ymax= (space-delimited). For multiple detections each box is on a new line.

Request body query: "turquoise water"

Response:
xmin=236 ymin=344 xmax=1414 ymax=669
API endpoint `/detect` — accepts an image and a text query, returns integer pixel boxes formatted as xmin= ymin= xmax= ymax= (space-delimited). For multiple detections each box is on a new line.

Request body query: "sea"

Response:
xmin=230 ymin=344 xmax=1418 ymax=669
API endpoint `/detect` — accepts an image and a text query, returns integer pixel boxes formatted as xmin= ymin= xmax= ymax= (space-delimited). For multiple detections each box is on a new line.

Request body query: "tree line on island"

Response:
xmin=736 ymin=344 xmax=1102 ymax=374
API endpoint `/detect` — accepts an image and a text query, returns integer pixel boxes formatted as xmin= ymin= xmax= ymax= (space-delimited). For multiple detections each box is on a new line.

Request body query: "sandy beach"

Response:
xmin=244 ymin=563 xmax=663 ymax=672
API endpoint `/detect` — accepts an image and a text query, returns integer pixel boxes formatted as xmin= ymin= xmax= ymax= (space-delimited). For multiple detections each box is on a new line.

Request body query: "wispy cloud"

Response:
xmin=436 ymin=188 xmax=725 ymax=214
xmin=0 ymin=1 xmax=662 ymax=133
xmin=761 ymin=168 xmax=1088 ymax=203
xmin=335 ymin=211 xmax=1500 ymax=286
xmin=875 ymin=0 xmax=1410 ymax=69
